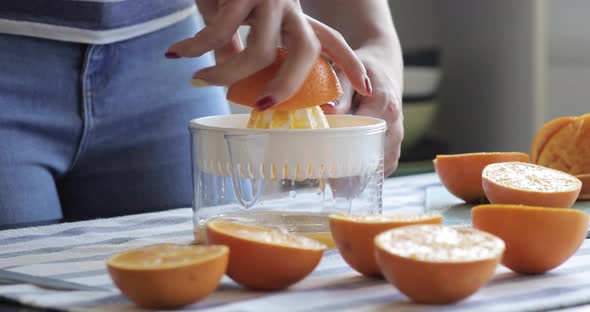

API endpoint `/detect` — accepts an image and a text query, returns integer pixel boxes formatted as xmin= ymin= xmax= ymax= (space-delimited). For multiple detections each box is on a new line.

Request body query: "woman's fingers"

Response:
xmin=307 ymin=17 xmax=371 ymax=97
xmin=192 ymin=1 xmax=283 ymax=87
xmin=171 ymin=0 xmax=369 ymax=112
xmin=166 ymin=1 xmax=254 ymax=58
xmin=355 ymin=85 xmax=404 ymax=176
xmin=213 ymin=32 xmax=244 ymax=64
xmin=194 ymin=0 xmax=218 ymax=24
xmin=257 ymin=6 xmax=321 ymax=109
xmin=189 ymin=2 xmax=323 ymax=111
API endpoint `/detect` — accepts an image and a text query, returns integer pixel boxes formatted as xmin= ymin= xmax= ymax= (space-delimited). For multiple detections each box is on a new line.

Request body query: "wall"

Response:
xmin=546 ymin=0 xmax=590 ymax=120
xmin=389 ymin=0 xmax=438 ymax=51
xmin=391 ymin=0 xmax=546 ymax=154
xmin=391 ymin=0 xmax=590 ymax=153
xmin=433 ymin=0 xmax=545 ymax=153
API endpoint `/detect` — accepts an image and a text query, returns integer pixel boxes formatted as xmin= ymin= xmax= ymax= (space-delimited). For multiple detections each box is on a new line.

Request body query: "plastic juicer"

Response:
xmin=189 ymin=114 xmax=386 ymax=247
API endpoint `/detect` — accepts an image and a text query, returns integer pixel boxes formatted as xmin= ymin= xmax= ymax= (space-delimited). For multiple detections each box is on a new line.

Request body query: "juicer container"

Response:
xmin=189 ymin=114 xmax=386 ymax=242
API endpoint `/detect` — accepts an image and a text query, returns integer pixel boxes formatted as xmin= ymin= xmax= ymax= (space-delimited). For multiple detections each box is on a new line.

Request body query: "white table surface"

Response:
xmin=0 ymin=173 xmax=588 ymax=312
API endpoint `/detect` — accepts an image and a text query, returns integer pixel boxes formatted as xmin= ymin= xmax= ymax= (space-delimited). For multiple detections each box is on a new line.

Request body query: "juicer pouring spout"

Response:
xmin=231 ymin=175 xmax=264 ymax=209
xmin=225 ymin=133 xmax=271 ymax=209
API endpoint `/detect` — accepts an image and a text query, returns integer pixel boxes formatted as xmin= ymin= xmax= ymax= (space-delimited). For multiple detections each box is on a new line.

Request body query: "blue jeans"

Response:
xmin=0 ymin=15 xmax=229 ymax=227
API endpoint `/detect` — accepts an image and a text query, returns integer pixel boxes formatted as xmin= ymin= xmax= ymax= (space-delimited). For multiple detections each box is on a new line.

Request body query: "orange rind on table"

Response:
xmin=329 ymin=213 xmax=443 ymax=277
xmin=106 ymin=244 xmax=228 ymax=309
xmin=532 ymin=113 xmax=590 ymax=200
xmin=482 ymin=162 xmax=581 ymax=208
xmin=530 ymin=116 xmax=576 ymax=163
xmin=534 ymin=113 xmax=590 ymax=176
xmin=206 ymin=220 xmax=326 ymax=290
xmin=472 ymin=204 xmax=589 ymax=274
xmin=433 ymin=152 xmax=530 ymax=203
xmin=374 ymin=225 xmax=504 ymax=304
xmin=577 ymin=173 xmax=590 ymax=200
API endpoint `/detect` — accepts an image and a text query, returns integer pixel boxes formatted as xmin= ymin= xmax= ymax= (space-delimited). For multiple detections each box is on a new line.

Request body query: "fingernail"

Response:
xmin=165 ymin=51 xmax=180 ymax=59
xmin=255 ymin=96 xmax=276 ymax=110
xmin=365 ymin=77 xmax=373 ymax=96
xmin=190 ymin=78 xmax=208 ymax=88
xmin=320 ymin=101 xmax=337 ymax=110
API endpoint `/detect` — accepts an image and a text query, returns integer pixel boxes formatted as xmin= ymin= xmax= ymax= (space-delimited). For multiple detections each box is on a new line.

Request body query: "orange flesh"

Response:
xmin=483 ymin=162 xmax=581 ymax=193
xmin=208 ymin=221 xmax=325 ymax=250
xmin=331 ymin=213 xmax=442 ymax=223
xmin=247 ymin=106 xmax=330 ymax=129
xmin=434 ymin=152 xmax=530 ymax=203
xmin=300 ymin=232 xmax=336 ymax=250
xmin=374 ymin=225 xmax=503 ymax=304
xmin=330 ymin=213 xmax=443 ymax=277
xmin=106 ymin=244 xmax=229 ymax=309
xmin=375 ymin=225 xmax=504 ymax=262
xmin=109 ymin=244 xmax=227 ymax=269
xmin=206 ymin=220 xmax=325 ymax=290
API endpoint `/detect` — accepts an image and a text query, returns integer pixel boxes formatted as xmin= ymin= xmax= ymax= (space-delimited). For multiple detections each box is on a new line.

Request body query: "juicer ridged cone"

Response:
xmin=190 ymin=114 xmax=387 ymax=180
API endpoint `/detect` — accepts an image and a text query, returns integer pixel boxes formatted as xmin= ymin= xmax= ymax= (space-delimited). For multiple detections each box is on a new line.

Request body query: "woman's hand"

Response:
xmin=300 ymin=0 xmax=404 ymax=176
xmin=322 ymin=45 xmax=404 ymax=176
xmin=166 ymin=0 xmax=371 ymax=110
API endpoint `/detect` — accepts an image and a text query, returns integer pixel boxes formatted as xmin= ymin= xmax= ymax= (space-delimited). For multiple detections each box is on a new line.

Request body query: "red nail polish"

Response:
xmin=165 ymin=51 xmax=181 ymax=59
xmin=256 ymin=96 xmax=276 ymax=110
xmin=321 ymin=101 xmax=336 ymax=110
xmin=365 ymin=77 xmax=373 ymax=96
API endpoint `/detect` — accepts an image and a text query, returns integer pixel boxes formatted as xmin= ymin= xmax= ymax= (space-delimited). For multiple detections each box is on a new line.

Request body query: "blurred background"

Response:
xmin=228 ymin=0 xmax=590 ymax=176
xmin=390 ymin=0 xmax=589 ymax=175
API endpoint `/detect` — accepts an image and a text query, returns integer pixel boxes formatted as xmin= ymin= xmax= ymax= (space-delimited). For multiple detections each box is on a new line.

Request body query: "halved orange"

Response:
xmin=106 ymin=244 xmax=228 ymax=309
xmin=433 ymin=152 xmax=530 ymax=203
xmin=578 ymin=174 xmax=590 ymax=200
xmin=227 ymin=48 xmax=342 ymax=111
xmin=482 ymin=162 xmax=582 ymax=208
xmin=472 ymin=204 xmax=589 ymax=274
xmin=329 ymin=213 xmax=443 ymax=276
xmin=374 ymin=225 xmax=504 ymax=304
xmin=535 ymin=113 xmax=590 ymax=175
xmin=530 ymin=116 xmax=576 ymax=163
xmin=206 ymin=220 xmax=326 ymax=290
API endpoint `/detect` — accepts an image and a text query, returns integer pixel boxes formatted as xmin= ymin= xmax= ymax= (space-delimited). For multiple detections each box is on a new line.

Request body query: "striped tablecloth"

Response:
xmin=1 ymin=173 xmax=590 ymax=312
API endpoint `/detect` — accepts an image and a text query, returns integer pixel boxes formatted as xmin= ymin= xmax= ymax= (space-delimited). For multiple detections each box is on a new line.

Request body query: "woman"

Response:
xmin=0 ymin=0 xmax=403 ymax=227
